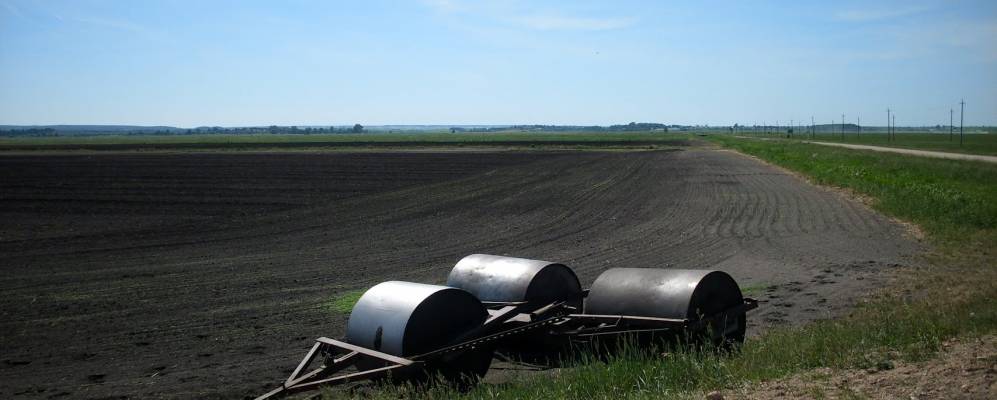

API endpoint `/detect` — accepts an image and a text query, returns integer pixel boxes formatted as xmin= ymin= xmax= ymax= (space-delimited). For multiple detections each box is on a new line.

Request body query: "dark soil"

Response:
xmin=0 ymin=148 xmax=919 ymax=399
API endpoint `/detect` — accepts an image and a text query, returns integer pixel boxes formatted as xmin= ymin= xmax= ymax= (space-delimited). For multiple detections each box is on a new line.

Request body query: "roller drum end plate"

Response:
xmin=344 ymin=281 xmax=492 ymax=378
xmin=447 ymin=254 xmax=583 ymax=309
xmin=586 ymin=268 xmax=747 ymax=344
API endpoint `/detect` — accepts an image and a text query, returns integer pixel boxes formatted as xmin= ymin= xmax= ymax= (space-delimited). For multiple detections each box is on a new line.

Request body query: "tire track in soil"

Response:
xmin=0 ymin=148 xmax=920 ymax=399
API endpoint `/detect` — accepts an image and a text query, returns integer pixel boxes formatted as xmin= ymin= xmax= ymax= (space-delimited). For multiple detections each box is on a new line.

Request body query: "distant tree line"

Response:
xmin=452 ymin=122 xmax=673 ymax=133
xmin=1 ymin=125 xmax=366 ymax=137
xmin=183 ymin=125 xmax=364 ymax=135
xmin=0 ymin=128 xmax=59 ymax=137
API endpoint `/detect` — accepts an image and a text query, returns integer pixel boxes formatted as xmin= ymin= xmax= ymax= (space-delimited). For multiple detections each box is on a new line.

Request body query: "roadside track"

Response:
xmin=733 ymin=135 xmax=997 ymax=163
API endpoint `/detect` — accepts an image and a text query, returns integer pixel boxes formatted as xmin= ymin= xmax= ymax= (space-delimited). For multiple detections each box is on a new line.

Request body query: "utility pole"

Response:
xmin=857 ymin=116 xmax=861 ymax=139
xmin=841 ymin=114 xmax=845 ymax=141
xmin=887 ymin=108 xmax=891 ymax=142
xmin=811 ymin=116 xmax=815 ymax=139
xmin=893 ymin=114 xmax=896 ymax=142
xmin=960 ymin=99 xmax=965 ymax=146
xmin=950 ymin=108 xmax=954 ymax=142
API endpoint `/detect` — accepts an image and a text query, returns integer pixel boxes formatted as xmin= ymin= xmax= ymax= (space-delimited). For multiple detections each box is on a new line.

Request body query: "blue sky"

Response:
xmin=1 ymin=0 xmax=994 ymax=127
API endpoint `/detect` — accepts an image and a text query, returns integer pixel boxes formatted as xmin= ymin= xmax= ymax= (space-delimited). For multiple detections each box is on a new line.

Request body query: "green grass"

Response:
xmin=738 ymin=283 xmax=772 ymax=297
xmin=322 ymin=135 xmax=997 ymax=399
xmin=738 ymin=131 xmax=997 ymax=156
xmin=0 ymin=131 xmax=691 ymax=148
xmin=324 ymin=290 xmax=365 ymax=314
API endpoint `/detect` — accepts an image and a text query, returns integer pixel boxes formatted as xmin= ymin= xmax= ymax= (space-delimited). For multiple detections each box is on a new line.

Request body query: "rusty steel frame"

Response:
xmin=255 ymin=302 xmax=548 ymax=400
xmin=257 ymin=297 xmax=758 ymax=399
xmin=254 ymin=337 xmax=422 ymax=400
xmin=554 ymin=298 xmax=758 ymax=337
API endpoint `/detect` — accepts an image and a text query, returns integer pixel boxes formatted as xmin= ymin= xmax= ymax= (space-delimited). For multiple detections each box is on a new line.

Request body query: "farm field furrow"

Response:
xmin=0 ymin=148 xmax=919 ymax=399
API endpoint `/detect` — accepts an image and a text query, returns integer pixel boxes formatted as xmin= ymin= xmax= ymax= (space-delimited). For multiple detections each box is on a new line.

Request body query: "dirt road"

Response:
xmin=0 ymin=147 xmax=919 ymax=399
xmin=803 ymin=140 xmax=997 ymax=163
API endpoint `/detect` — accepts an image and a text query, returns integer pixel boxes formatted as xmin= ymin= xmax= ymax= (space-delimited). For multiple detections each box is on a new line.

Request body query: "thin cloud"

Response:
xmin=512 ymin=15 xmax=636 ymax=31
xmin=421 ymin=0 xmax=462 ymax=13
xmin=887 ymin=18 xmax=997 ymax=61
xmin=1 ymin=1 xmax=27 ymax=20
xmin=64 ymin=14 xmax=174 ymax=45
xmin=420 ymin=0 xmax=635 ymax=31
xmin=834 ymin=5 xmax=931 ymax=22
xmin=70 ymin=15 xmax=149 ymax=33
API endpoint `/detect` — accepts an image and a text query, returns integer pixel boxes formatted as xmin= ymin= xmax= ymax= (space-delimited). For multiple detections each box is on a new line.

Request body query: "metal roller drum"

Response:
xmin=447 ymin=254 xmax=583 ymax=309
xmin=344 ymin=281 xmax=491 ymax=377
xmin=585 ymin=268 xmax=746 ymax=342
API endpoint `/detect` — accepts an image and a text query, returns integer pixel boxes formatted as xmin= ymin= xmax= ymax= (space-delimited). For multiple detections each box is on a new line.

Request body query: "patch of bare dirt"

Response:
xmin=716 ymin=148 xmax=926 ymax=242
xmin=729 ymin=335 xmax=997 ymax=399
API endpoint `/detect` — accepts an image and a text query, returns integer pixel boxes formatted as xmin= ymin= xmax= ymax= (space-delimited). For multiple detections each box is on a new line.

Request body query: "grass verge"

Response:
xmin=323 ymin=136 xmax=996 ymax=399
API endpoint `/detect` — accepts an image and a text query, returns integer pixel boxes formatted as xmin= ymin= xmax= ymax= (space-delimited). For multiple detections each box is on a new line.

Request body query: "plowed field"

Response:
xmin=0 ymin=148 xmax=918 ymax=399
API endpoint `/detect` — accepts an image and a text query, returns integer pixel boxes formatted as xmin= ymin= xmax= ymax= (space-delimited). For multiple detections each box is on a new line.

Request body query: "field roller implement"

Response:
xmin=256 ymin=254 xmax=758 ymax=399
